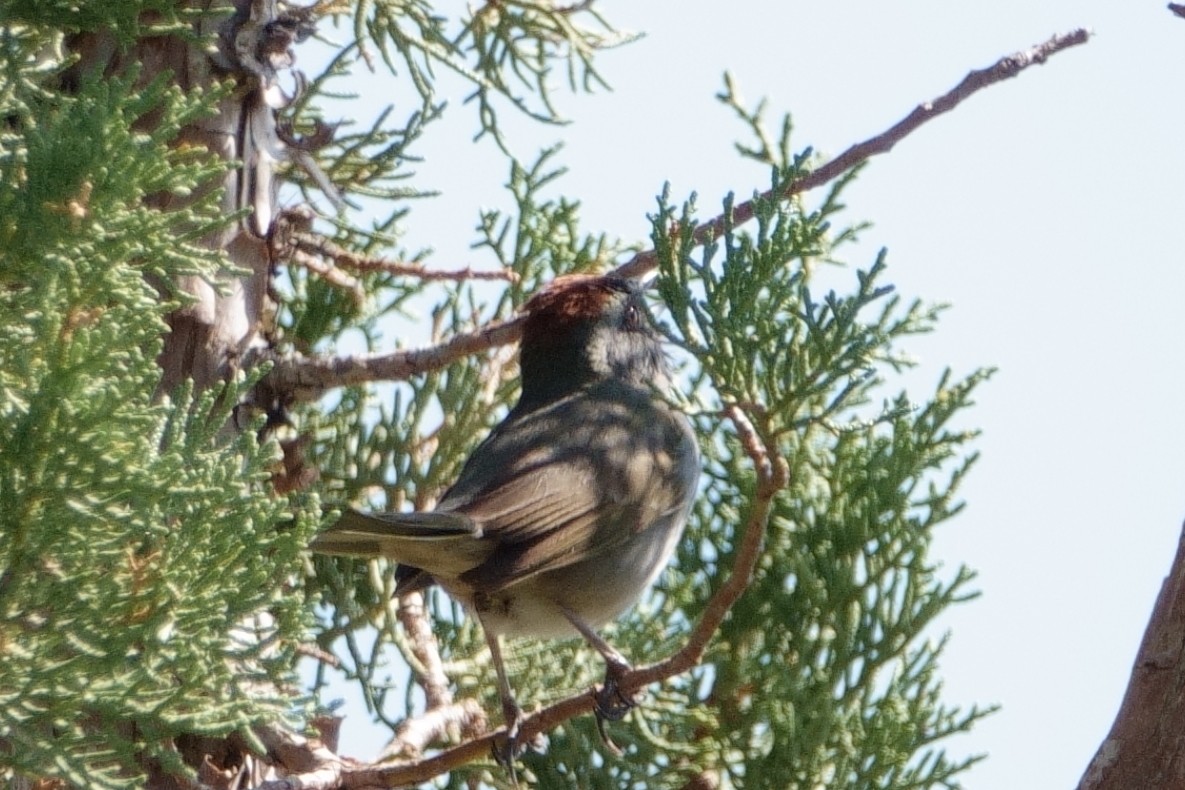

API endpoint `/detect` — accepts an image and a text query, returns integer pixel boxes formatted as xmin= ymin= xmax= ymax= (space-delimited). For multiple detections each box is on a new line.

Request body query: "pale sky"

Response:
xmin=306 ymin=2 xmax=1185 ymax=786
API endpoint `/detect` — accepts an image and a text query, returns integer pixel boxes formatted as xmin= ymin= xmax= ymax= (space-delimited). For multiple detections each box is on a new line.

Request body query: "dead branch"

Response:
xmin=266 ymin=28 xmax=1089 ymax=401
xmin=292 ymin=231 xmax=520 ymax=283
xmin=290 ymin=248 xmax=366 ymax=303
xmin=294 ymin=642 xmax=343 ymax=669
xmin=396 ymin=592 xmax=454 ymax=711
xmin=615 ymin=27 xmax=1091 ymax=278
xmin=382 ymin=700 xmax=488 ymax=762
xmin=262 ymin=316 xmax=523 ymax=401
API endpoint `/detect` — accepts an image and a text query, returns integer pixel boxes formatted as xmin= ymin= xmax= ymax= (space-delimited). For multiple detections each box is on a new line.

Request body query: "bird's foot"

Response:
xmin=593 ymin=658 xmax=638 ymax=756
xmin=491 ymin=699 xmax=546 ymax=781
xmin=491 ymin=697 xmax=524 ymax=767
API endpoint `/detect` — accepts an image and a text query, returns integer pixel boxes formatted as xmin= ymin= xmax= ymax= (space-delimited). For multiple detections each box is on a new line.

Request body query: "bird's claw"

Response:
xmin=491 ymin=699 xmax=523 ymax=777
xmin=491 ymin=735 xmax=520 ymax=788
xmin=491 ymin=700 xmax=546 ymax=783
xmin=592 ymin=661 xmax=638 ymax=756
xmin=593 ymin=678 xmax=636 ymax=722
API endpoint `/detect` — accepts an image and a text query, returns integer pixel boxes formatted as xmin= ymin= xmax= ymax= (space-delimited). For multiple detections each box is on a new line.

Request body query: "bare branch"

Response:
xmin=396 ymin=592 xmax=454 ymax=710
xmin=614 ymin=27 xmax=1091 ymax=279
xmin=254 ymin=723 xmax=351 ymax=789
xmin=377 ymin=592 xmax=489 ymax=763
xmin=382 ymin=700 xmax=488 ymax=762
xmin=294 ymin=642 xmax=343 ymax=669
xmin=264 ymin=315 xmax=523 ymax=401
xmin=289 ymin=249 xmax=366 ymax=303
xmin=266 ymin=28 xmax=1090 ymax=399
xmin=292 ymin=232 xmax=520 ymax=283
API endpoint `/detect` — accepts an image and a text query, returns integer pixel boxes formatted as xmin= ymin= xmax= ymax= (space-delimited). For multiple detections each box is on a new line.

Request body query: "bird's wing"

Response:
xmin=452 ymin=460 xmax=625 ymax=592
xmin=452 ymin=423 xmax=690 ymax=592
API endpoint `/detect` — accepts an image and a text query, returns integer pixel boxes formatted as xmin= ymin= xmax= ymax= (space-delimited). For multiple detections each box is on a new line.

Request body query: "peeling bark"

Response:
xmin=60 ymin=3 xmax=323 ymax=786
xmin=65 ymin=1 xmax=316 ymax=400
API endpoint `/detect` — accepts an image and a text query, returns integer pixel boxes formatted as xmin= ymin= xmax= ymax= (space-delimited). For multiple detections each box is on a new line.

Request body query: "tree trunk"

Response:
xmin=62 ymin=4 xmax=317 ymax=786
xmin=65 ymin=0 xmax=303 ymax=401
xmin=1078 ymin=521 xmax=1185 ymax=789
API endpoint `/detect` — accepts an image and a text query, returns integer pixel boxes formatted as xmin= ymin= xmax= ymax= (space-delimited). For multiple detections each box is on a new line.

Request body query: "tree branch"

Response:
xmin=376 ymin=593 xmax=490 ymax=762
xmin=265 ymin=28 xmax=1089 ymax=401
xmin=383 ymin=700 xmax=488 ymax=762
xmin=614 ymin=26 xmax=1091 ymax=279
xmin=289 ymin=248 xmax=366 ymax=304
xmin=262 ymin=316 xmax=523 ymax=401
xmin=1077 ymin=520 xmax=1185 ymax=789
xmin=291 ymin=231 xmax=520 ymax=284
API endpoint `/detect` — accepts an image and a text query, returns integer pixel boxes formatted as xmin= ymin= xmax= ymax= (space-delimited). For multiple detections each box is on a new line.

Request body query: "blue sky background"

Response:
xmin=304 ymin=2 xmax=1185 ymax=786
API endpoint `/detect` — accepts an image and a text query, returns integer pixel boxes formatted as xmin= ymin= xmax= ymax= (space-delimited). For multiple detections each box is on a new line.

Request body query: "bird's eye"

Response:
xmin=623 ymin=302 xmax=642 ymax=330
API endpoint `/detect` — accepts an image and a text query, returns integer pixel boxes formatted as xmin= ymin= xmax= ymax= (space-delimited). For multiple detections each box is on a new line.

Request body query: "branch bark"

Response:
xmin=614 ymin=27 xmax=1090 ymax=279
xmin=1077 ymin=520 xmax=1185 ymax=790
xmin=265 ymin=27 xmax=1091 ymax=401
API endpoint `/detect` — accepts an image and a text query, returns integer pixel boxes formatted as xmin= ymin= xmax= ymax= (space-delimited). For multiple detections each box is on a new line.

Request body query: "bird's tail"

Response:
xmin=310 ymin=508 xmax=479 ymax=558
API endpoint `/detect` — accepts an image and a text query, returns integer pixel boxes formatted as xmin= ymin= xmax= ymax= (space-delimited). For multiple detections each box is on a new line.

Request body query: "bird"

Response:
xmin=312 ymin=273 xmax=700 ymax=754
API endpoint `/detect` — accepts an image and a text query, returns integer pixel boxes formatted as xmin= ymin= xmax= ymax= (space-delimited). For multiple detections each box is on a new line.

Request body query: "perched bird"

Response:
xmin=312 ymin=274 xmax=700 ymax=749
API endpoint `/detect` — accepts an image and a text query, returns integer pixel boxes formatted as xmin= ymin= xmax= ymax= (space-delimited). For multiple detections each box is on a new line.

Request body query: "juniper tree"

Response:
xmin=0 ymin=2 xmax=1088 ymax=788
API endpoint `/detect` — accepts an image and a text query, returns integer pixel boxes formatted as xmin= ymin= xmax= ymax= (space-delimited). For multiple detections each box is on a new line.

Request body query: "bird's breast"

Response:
xmin=467 ymin=512 xmax=687 ymax=639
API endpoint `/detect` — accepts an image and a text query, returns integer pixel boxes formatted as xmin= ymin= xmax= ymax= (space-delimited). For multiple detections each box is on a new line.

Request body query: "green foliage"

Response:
xmin=636 ymin=166 xmax=994 ymax=788
xmin=292 ymin=3 xmax=994 ymax=779
xmin=2 ymin=2 xmax=994 ymax=787
xmin=0 ymin=30 xmax=318 ymax=790
xmin=346 ymin=0 xmax=634 ymax=144
xmin=284 ymin=5 xmax=638 ymax=739
xmin=279 ymin=0 xmax=634 ymax=280
xmin=306 ymin=157 xmax=993 ymax=790
xmin=499 ymin=168 xmax=993 ymax=789
xmin=0 ymin=0 xmax=189 ymax=40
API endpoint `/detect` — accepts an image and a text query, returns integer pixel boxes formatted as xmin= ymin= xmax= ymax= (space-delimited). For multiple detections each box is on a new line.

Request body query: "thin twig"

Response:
xmin=294 ymin=642 xmax=343 ymax=669
xmin=376 ymin=590 xmax=471 ymax=762
xmin=290 ymin=249 xmax=365 ymax=303
xmin=293 ymin=232 xmax=520 ymax=283
xmin=264 ymin=315 xmax=523 ymax=401
xmin=266 ymin=28 xmax=1089 ymax=400
xmin=396 ymin=592 xmax=453 ymax=709
xmin=382 ymin=700 xmax=488 ymax=761
xmin=615 ymin=27 xmax=1091 ymax=279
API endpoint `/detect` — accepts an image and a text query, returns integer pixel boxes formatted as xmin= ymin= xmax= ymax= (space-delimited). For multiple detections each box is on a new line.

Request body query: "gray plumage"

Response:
xmin=311 ymin=274 xmax=699 ymax=743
